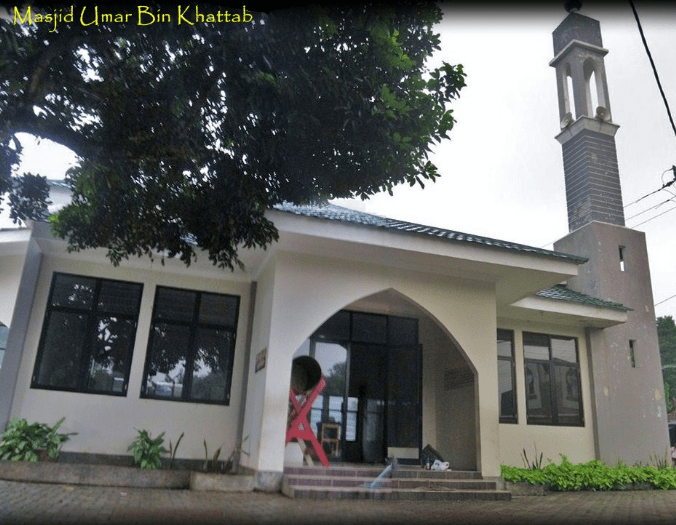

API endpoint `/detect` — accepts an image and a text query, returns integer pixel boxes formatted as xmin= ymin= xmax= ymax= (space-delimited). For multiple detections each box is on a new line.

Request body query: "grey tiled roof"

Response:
xmin=536 ymin=284 xmax=630 ymax=311
xmin=273 ymin=202 xmax=588 ymax=263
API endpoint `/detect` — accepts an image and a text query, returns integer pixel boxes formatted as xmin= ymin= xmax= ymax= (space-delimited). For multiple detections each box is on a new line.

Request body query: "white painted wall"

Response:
xmin=496 ymin=319 xmax=596 ymax=467
xmin=1 ymin=223 xmax=598 ymax=478
xmin=8 ymin=255 xmax=252 ymax=461
xmin=240 ymin=255 xmax=277 ymax=474
xmin=245 ymin=249 xmax=502 ymax=478
xmin=0 ymin=254 xmax=26 ymax=326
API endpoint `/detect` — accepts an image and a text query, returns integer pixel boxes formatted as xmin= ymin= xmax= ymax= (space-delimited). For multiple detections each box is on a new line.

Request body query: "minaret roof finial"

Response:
xmin=565 ymin=0 xmax=582 ymax=12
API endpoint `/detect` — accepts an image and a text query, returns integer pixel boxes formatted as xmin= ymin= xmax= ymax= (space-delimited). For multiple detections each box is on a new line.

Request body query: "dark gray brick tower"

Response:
xmin=550 ymin=11 xmax=625 ymax=231
xmin=551 ymin=8 xmax=669 ymax=465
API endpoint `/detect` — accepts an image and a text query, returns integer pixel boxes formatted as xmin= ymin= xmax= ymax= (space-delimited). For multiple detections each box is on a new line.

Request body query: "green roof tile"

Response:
xmin=536 ymin=284 xmax=630 ymax=311
xmin=274 ymin=203 xmax=587 ymax=263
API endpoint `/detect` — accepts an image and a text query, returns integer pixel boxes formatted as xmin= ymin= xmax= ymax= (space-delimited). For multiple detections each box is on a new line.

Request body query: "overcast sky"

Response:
xmin=358 ymin=1 xmax=676 ymax=321
xmin=6 ymin=2 xmax=676 ymax=319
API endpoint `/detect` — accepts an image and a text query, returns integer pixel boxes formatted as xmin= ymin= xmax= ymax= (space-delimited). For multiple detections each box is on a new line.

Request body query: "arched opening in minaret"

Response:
xmin=584 ymin=59 xmax=605 ymax=119
xmin=566 ymin=72 xmax=576 ymax=119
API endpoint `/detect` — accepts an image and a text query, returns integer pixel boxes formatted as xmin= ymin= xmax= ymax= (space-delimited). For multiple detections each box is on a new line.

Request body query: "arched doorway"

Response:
xmin=291 ymin=289 xmax=477 ymax=468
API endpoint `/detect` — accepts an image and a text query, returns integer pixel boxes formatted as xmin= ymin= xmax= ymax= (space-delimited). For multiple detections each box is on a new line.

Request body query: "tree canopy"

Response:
xmin=658 ymin=315 xmax=676 ymax=412
xmin=0 ymin=3 xmax=465 ymax=269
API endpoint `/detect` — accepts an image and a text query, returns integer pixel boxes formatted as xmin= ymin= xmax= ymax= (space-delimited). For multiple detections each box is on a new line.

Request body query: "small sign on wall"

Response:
xmin=255 ymin=348 xmax=267 ymax=373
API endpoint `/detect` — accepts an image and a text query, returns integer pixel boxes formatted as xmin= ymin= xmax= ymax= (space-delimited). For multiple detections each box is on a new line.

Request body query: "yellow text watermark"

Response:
xmin=13 ymin=5 xmax=253 ymax=32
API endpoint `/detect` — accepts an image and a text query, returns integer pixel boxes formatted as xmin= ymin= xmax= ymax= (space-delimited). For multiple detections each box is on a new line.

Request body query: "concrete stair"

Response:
xmin=282 ymin=464 xmax=512 ymax=501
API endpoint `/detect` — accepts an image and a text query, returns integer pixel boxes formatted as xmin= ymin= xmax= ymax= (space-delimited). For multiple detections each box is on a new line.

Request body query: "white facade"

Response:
xmin=0 ymin=205 xmax=630 ymax=490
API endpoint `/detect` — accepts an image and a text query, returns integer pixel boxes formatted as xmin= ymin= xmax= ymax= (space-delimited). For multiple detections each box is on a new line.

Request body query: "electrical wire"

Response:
xmin=626 ymin=195 xmax=676 ymax=222
xmin=624 ymin=167 xmax=676 ymax=208
xmin=656 ymin=293 xmax=676 ymax=308
xmin=628 ymin=203 xmax=676 ymax=228
xmin=629 ymin=0 xmax=676 ymax=142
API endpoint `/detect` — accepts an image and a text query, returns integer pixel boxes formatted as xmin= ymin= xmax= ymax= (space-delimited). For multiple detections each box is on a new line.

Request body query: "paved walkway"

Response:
xmin=1 ymin=479 xmax=676 ymax=525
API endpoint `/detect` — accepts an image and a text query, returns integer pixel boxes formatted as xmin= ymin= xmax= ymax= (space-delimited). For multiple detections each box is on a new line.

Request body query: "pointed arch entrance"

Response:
xmin=291 ymin=289 xmax=477 ymax=468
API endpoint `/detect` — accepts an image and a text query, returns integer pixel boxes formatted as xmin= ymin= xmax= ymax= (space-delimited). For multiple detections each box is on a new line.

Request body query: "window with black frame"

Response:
xmin=31 ymin=273 xmax=143 ymax=395
xmin=0 ymin=324 xmax=8 ymax=372
xmin=142 ymin=287 xmax=239 ymax=405
xmin=497 ymin=329 xmax=517 ymax=423
xmin=523 ymin=332 xmax=583 ymax=426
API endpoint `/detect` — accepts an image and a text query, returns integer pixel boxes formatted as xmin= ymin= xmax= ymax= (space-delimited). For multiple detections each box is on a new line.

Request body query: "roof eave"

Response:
xmin=507 ymin=295 xmax=628 ymax=328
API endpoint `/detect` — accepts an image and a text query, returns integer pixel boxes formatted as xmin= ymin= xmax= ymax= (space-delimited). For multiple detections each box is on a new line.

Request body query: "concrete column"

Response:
xmin=0 ymin=234 xmax=43 ymax=430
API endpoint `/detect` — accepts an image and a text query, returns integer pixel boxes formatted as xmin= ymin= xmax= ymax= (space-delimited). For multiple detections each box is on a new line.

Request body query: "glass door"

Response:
xmin=301 ymin=311 xmax=421 ymax=464
xmin=347 ymin=343 xmax=386 ymax=463
xmin=311 ymin=341 xmax=349 ymax=460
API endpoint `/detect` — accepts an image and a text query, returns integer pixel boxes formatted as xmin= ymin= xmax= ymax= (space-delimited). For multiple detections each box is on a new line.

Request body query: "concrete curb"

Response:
xmin=505 ymin=481 xmax=547 ymax=496
xmin=0 ymin=460 xmax=254 ymax=491
xmin=190 ymin=471 xmax=255 ymax=491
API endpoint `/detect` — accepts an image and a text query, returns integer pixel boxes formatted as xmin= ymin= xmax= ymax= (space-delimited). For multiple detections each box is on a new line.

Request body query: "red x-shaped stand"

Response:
xmin=286 ymin=376 xmax=329 ymax=467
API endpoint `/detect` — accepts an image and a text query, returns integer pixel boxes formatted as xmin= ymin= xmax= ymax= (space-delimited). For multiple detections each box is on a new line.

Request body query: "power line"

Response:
xmin=656 ymin=293 xmax=676 ymax=308
xmin=629 ymin=0 xmax=676 ymax=142
xmin=624 ymin=167 xmax=676 ymax=208
xmin=629 ymin=203 xmax=676 ymax=229
xmin=626 ymin=195 xmax=676 ymax=222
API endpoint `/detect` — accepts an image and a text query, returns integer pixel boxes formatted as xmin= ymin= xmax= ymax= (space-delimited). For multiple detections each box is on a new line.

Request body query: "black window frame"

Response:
xmin=523 ymin=332 xmax=584 ymax=427
xmin=141 ymin=286 xmax=240 ymax=406
xmin=497 ymin=329 xmax=517 ymax=424
xmin=0 ymin=323 xmax=8 ymax=372
xmin=31 ymin=272 xmax=143 ymax=396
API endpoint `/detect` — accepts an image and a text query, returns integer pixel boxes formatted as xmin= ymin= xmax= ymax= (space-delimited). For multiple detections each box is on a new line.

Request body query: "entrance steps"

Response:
xmin=282 ymin=464 xmax=512 ymax=501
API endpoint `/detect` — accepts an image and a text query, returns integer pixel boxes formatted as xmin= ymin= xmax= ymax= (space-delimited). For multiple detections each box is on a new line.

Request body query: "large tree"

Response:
xmin=658 ymin=315 xmax=676 ymax=412
xmin=0 ymin=3 xmax=465 ymax=269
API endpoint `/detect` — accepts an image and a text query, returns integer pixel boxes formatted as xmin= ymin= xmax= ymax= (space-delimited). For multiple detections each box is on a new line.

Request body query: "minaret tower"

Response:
xmin=550 ymin=8 xmax=625 ymax=231
xmin=552 ymin=5 xmax=669 ymax=465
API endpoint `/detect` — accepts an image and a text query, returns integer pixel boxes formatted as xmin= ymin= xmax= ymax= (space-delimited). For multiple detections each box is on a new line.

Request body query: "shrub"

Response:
xmin=128 ymin=429 xmax=168 ymax=469
xmin=0 ymin=417 xmax=75 ymax=462
xmin=501 ymin=455 xmax=676 ymax=491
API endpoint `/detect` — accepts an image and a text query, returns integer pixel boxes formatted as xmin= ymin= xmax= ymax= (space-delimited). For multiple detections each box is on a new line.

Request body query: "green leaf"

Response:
xmin=2 ymin=4 xmax=464 ymax=270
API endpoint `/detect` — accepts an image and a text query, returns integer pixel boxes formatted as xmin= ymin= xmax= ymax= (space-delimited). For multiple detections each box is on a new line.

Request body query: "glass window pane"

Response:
xmin=145 ymin=323 xmax=190 ymax=399
xmin=314 ymin=311 xmax=350 ymax=341
xmin=345 ymin=411 xmax=357 ymax=441
xmin=154 ymin=288 xmax=196 ymax=322
xmin=498 ymin=359 xmax=516 ymax=420
xmin=51 ymin=274 xmax=96 ymax=309
xmin=190 ymin=328 xmax=234 ymax=402
xmin=328 ymin=396 xmax=342 ymax=411
xmin=98 ymin=281 xmax=143 ymax=315
xmin=497 ymin=330 xmax=513 ymax=357
xmin=525 ymin=361 xmax=552 ymax=424
xmin=388 ymin=316 xmax=418 ymax=345
xmin=552 ymin=338 xmax=577 ymax=364
xmin=199 ymin=294 xmax=238 ymax=327
xmin=86 ymin=316 xmax=136 ymax=393
xmin=310 ymin=405 xmax=322 ymax=435
xmin=36 ymin=312 xmax=88 ymax=389
xmin=524 ymin=333 xmax=550 ymax=361
xmin=0 ymin=325 xmax=7 ymax=370
xmin=314 ymin=342 xmax=347 ymax=397
xmin=0 ymin=325 xmax=9 ymax=349
xmin=553 ymin=364 xmax=582 ymax=425
xmin=352 ymin=313 xmax=386 ymax=344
